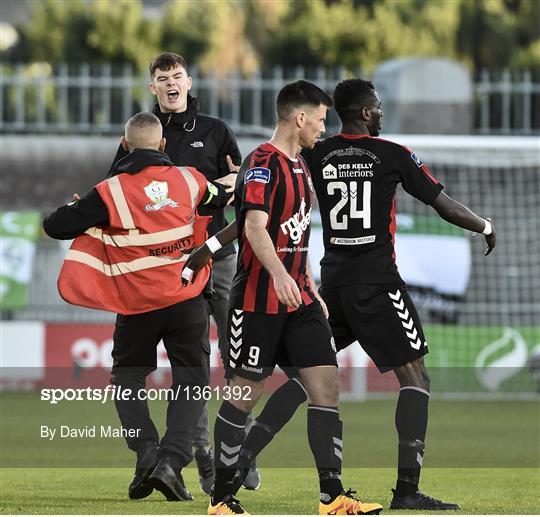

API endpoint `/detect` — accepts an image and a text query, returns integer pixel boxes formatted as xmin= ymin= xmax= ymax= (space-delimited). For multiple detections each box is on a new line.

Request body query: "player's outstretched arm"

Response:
xmin=181 ymin=220 xmax=238 ymax=285
xmin=245 ymin=209 xmax=302 ymax=309
xmin=431 ymin=191 xmax=496 ymax=256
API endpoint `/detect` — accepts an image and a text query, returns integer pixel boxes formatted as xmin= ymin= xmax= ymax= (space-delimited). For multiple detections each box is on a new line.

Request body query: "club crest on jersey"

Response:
xmin=322 ymin=163 xmax=338 ymax=180
xmin=410 ymin=153 xmax=424 ymax=167
xmin=280 ymin=197 xmax=311 ymax=245
xmin=244 ymin=167 xmax=271 ymax=184
xmin=144 ymin=180 xmax=178 ymax=211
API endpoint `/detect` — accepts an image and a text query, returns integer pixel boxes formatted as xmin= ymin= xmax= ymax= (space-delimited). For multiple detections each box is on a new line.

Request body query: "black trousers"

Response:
xmin=110 ymin=295 xmax=210 ymax=468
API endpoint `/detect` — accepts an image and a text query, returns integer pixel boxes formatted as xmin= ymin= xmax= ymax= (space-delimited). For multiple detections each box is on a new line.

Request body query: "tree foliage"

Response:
xmin=3 ymin=0 xmax=539 ymax=72
xmin=6 ymin=0 xmax=160 ymax=70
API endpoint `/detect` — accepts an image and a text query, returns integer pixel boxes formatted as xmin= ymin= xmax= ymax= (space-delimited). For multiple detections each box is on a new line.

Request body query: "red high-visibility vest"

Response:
xmin=58 ymin=165 xmax=212 ymax=314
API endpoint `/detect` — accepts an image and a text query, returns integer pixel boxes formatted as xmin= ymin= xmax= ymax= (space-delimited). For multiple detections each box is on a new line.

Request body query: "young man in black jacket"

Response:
xmin=107 ymin=53 xmax=260 ymax=494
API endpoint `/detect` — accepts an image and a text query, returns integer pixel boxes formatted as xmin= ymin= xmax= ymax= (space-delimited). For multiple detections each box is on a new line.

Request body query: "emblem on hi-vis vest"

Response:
xmin=144 ymin=181 xmax=179 ymax=212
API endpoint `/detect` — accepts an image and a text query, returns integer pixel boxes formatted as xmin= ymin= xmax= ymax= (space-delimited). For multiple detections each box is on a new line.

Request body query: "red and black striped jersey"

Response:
xmin=230 ymin=142 xmax=318 ymax=314
xmin=302 ymin=134 xmax=444 ymax=287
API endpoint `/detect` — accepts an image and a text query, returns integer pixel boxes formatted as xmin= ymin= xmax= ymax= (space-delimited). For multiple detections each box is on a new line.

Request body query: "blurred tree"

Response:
xmin=456 ymin=0 xmax=540 ymax=70
xmin=2 ymin=0 xmax=538 ymax=73
xmin=162 ymin=0 xmax=258 ymax=76
xmin=86 ymin=0 xmax=161 ymax=70
xmin=160 ymin=0 xmax=215 ymax=67
xmin=4 ymin=0 xmax=160 ymax=71
xmin=359 ymin=0 xmax=462 ymax=70
xmin=245 ymin=0 xmax=461 ymax=71
xmin=246 ymin=0 xmax=368 ymax=69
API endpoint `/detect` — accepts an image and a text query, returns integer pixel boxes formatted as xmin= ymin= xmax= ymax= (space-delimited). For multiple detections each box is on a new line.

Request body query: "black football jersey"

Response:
xmin=302 ymin=133 xmax=444 ymax=287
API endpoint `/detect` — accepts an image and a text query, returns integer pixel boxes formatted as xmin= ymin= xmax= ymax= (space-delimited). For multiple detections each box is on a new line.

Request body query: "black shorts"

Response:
xmin=226 ymin=302 xmax=337 ymax=381
xmin=319 ymin=284 xmax=428 ymax=373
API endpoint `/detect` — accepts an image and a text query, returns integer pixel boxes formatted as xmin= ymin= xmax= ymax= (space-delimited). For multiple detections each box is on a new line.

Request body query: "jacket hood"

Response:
xmin=114 ymin=149 xmax=173 ymax=174
xmin=152 ymin=94 xmax=200 ymax=130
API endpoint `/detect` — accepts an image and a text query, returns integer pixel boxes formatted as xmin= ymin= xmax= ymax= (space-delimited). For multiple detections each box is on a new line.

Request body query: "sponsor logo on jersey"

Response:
xmin=411 ymin=152 xmax=424 ymax=167
xmin=190 ymin=141 xmax=204 ymax=148
xmin=339 ymin=162 xmax=373 ymax=170
xmin=277 ymin=245 xmax=309 ymax=253
xmin=280 ymin=197 xmax=311 ymax=245
xmin=292 ymin=167 xmax=303 ymax=174
xmin=244 ymin=167 xmax=271 ymax=184
xmin=144 ymin=180 xmax=179 ymax=211
xmin=337 ymin=163 xmax=374 ymax=178
xmin=323 ymin=147 xmax=381 ymax=164
xmin=323 ymin=163 xmax=338 ymax=180
xmin=241 ymin=364 xmax=263 ymax=374
xmin=330 ymin=235 xmax=376 ymax=245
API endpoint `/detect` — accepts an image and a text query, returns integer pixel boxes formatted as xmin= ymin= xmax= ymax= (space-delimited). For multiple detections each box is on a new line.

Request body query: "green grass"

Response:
xmin=2 ymin=467 xmax=539 ymax=514
xmin=1 ymin=393 xmax=539 ymax=514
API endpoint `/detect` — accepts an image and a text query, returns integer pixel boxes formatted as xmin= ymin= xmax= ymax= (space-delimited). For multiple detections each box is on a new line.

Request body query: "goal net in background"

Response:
xmin=313 ymin=135 xmax=540 ymax=400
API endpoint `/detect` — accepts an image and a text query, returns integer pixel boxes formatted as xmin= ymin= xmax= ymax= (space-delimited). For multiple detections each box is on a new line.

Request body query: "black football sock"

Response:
xmin=307 ymin=404 xmax=344 ymax=503
xmin=239 ymin=378 xmax=307 ymax=467
xmin=394 ymin=386 xmax=430 ymax=497
xmin=213 ymin=400 xmax=249 ymax=504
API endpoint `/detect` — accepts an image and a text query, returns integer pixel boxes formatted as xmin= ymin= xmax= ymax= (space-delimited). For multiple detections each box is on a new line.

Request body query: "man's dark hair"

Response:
xmin=333 ymin=79 xmax=378 ymax=122
xmin=276 ymin=80 xmax=333 ymax=121
xmin=149 ymin=52 xmax=189 ymax=77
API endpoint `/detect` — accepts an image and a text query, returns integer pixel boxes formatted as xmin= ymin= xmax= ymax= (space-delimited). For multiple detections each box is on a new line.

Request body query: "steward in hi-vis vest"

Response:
xmin=58 ymin=162 xmax=215 ymax=315
xmin=43 ymin=112 xmax=231 ymax=502
xmin=45 ymin=144 xmax=229 ymax=315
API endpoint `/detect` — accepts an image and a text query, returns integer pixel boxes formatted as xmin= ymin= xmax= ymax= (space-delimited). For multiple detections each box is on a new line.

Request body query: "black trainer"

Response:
xmin=128 ymin=442 xmax=159 ymax=500
xmin=148 ymin=457 xmax=193 ymax=501
xmin=195 ymin=447 xmax=215 ymax=496
xmin=390 ymin=489 xmax=461 ymax=510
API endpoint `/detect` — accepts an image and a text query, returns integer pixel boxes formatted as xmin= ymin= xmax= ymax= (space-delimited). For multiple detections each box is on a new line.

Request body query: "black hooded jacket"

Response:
xmin=44 ymin=149 xmax=228 ymax=240
xmin=107 ymin=95 xmax=241 ymax=259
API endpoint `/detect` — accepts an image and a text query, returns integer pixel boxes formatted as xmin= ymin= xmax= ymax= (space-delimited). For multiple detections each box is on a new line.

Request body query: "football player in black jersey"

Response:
xmin=184 ymin=79 xmax=496 ymax=512
xmin=302 ymin=79 xmax=494 ymax=510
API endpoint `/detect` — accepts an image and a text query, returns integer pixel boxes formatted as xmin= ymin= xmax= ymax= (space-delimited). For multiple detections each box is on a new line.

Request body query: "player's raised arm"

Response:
xmin=244 ymin=209 xmax=302 ymax=309
xmin=432 ymin=191 xmax=496 ymax=256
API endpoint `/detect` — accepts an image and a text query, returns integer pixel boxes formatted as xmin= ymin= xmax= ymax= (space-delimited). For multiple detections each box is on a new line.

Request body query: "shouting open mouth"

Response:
xmin=167 ymin=89 xmax=180 ymax=102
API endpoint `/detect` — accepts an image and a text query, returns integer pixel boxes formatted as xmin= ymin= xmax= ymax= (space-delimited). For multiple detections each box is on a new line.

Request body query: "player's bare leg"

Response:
xmin=300 ymin=365 xmax=382 ymax=515
xmin=391 ymin=357 xmax=460 ymax=510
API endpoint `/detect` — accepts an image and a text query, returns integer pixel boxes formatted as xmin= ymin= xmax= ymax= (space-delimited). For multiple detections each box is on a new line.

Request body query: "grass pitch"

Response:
xmin=1 ymin=393 xmax=539 ymax=514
